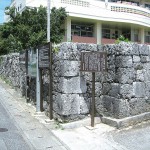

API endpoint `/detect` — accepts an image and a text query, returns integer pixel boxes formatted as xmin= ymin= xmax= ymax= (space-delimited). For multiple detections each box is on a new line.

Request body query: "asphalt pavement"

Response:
xmin=111 ymin=121 xmax=150 ymax=150
xmin=0 ymin=97 xmax=34 ymax=150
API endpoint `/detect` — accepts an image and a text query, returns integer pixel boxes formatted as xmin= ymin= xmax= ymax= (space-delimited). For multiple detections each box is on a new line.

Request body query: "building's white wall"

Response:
xmin=10 ymin=0 xmax=26 ymax=12
xmin=4 ymin=0 xmax=47 ymax=22
xmin=4 ymin=0 xmax=150 ymax=44
xmin=65 ymin=17 xmax=71 ymax=42
xmin=26 ymin=0 xmax=47 ymax=8
xmin=11 ymin=0 xmax=47 ymax=12
xmin=140 ymin=28 xmax=145 ymax=43
xmin=54 ymin=0 xmax=150 ymax=28
xmin=94 ymin=22 xmax=102 ymax=44
xmin=5 ymin=0 xmax=150 ymax=28
xmin=4 ymin=14 xmax=10 ymax=23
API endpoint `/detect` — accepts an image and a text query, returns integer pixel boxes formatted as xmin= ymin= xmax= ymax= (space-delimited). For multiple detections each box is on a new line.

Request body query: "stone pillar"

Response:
xmin=95 ymin=22 xmax=102 ymax=44
xmin=65 ymin=17 xmax=71 ymax=42
xmin=131 ymin=26 xmax=134 ymax=42
xmin=140 ymin=28 xmax=145 ymax=44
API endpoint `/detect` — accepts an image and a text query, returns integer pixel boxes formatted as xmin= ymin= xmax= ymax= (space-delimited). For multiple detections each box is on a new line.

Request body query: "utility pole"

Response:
xmin=47 ymin=0 xmax=51 ymax=42
xmin=47 ymin=0 xmax=53 ymax=120
xmin=36 ymin=0 xmax=51 ymax=113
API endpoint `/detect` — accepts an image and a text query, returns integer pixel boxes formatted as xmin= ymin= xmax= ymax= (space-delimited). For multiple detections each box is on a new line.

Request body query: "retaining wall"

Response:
xmin=0 ymin=53 xmax=26 ymax=95
xmin=0 ymin=42 xmax=150 ymax=122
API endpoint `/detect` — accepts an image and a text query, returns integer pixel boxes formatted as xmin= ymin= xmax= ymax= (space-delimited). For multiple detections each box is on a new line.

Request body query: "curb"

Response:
xmin=60 ymin=117 xmax=101 ymax=129
xmin=101 ymin=112 xmax=150 ymax=129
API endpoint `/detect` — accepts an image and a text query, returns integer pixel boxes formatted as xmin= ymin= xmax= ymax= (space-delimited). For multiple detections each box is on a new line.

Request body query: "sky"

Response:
xmin=0 ymin=0 xmax=11 ymax=24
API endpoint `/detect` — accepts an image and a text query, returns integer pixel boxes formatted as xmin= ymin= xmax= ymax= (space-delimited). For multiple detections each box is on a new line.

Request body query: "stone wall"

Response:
xmin=52 ymin=43 xmax=89 ymax=121
xmin=52 ymin=42 xmax=150 ymax=120
xmin=0 ymin=53 xmax=26 ymax=95
xmin=0 ymin=42 xmax=150 ymax=122
xmin=101 ymin=43 xmax=150 ymax=118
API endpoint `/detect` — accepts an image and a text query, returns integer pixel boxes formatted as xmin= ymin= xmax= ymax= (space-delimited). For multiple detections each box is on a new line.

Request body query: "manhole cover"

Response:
xmin=0 ymin=128 xmax=8 ymax=132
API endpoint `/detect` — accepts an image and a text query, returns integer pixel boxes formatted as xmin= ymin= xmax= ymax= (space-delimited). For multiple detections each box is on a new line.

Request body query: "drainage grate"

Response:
xmin=0 ymin=128 xmax=8 ymax=132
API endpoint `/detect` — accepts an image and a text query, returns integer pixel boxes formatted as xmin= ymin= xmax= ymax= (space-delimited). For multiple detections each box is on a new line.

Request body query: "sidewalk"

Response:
xmin=0 ymin=79 xmax=68 ymax=150
xmin=0 ymin=78 xmax=150 ymax=150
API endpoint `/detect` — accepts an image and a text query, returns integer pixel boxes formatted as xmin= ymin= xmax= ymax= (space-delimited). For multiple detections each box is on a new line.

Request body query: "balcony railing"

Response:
xmin=61 ymin=0 xmax=89 ymax=7
xmin=109 ymin=1 xmax=150 ymax=9
xmin=109 ymin=1 xmax=150 ymax=18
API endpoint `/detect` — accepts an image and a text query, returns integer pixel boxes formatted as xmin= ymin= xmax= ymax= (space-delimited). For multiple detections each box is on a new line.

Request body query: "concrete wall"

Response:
xmin=0 ymin=42 xmax=150 ymax=122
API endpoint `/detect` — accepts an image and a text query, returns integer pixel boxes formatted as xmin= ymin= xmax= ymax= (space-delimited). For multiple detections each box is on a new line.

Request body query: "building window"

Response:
xmin=102 ymin=29 xmax=110 ymax=39
xmin=122 ymin=29 xmax=130 ymax=40
xmin=134 ymin=34 xmax=138 ymax=42
xmin=145 ymin=31 xmax=150 ymax=43
xmin=145 ymin=4 xmax=150 ymax=9
xmin=134 ymin=29 xmax=139 ymax=42
xmin=71 ymin=23 xmax=94 ymax=37
xmin=112 ymin=30 xmax=118 ymax=39
xmin=20 ymin=4 xmax=22 ymax=9
xmin=145 ymin=36 xmax=150 ymax=43
xmin=110 ymin=0 xmax=117 ymax=2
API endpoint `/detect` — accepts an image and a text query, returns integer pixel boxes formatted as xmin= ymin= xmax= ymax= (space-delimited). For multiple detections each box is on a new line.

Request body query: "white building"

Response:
xmin=5 ymin=0 xmax=150 ymax=44
xmin=4 ymin=0 xmax=47 ymax=22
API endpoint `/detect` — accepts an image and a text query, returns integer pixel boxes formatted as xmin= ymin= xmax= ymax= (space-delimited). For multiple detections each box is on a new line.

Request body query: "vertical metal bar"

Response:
xmin=36 ymin=48 xmax=41 ymax=112
xmin=49 ymin=42 xmax=53 ymax=120
xmin=40 ymin=69 xmax=43 ymax=111
xmin=26 ymin=76 xmax=29 ymax=102
xmin=25 ymin=50 xmax=29 ymax=102
xmin=47 ymin=0 xmax=51 ymax=42
xmin=91 ymin=72 xmax=95 ymax=127
xmin=25 ymin=50 xmax=28 ymax=75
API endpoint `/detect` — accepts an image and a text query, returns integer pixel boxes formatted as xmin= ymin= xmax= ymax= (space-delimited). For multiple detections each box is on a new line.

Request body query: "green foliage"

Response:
xmin=0 ymin=6 xmax=67 ymax=55
xmin=0 ymin=57 xmax=3 ymax=65
xmin=0 ymin=75 xmax=12 ymax=86
xmin=52 ymin=43 xmax=59 ymax=53
xmin=50 ymin=7 xmax=67 ymax=43
xmin=115 ymin=35 xmax=130 ymax=44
